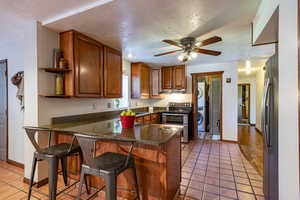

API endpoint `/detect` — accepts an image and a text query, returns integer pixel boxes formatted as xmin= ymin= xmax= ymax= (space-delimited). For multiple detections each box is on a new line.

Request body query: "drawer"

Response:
xmin=144 ymin=115 xmax=151 ymax=122
xmin=135 ymin=117 xmax=144 ymax=123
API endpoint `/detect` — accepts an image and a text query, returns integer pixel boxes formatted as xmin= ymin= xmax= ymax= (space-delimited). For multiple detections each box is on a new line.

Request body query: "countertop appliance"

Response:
xmin=262 ymin=51 xmax=278 ymax=200
xmin=162 ymin=102 xmax=192 ymax=143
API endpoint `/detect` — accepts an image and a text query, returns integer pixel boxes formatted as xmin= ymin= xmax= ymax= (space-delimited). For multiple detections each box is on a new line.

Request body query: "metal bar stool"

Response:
xmin=75 ymin=133 xmax=140 ymax=200
xmin=24 ymin=127 xmax=89 ymax=200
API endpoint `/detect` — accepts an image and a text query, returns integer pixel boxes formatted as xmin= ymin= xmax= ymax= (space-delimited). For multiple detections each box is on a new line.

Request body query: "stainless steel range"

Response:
xmin=162 ymin=102 xmax=192 ymax=143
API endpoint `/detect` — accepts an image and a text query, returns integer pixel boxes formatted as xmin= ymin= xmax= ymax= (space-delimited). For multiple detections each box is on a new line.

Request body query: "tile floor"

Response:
xmin=0 ymin=136 xmax=264 ymax=200
xmin=179 ymin=137 xmax=264 ymax=200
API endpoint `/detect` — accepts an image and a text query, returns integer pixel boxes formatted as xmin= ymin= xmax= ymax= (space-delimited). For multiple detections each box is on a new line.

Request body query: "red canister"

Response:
xmin=120 ymin=116 xmax=136 ymax=128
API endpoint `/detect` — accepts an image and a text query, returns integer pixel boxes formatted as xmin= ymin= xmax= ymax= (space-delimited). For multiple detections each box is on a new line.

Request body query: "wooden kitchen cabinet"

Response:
xmin=135 ymin=116 xmax=144 ymax=123
xmin=74 ymin=33 xmax=103 ymax=97
xmin=103 ymin=46 xmax=122 ymax=98
xmin=150 ymin=113 xmax=161 ymax=123
xmin=161 ymin=65 xmax=186 ymax=90
xmin=144 ymin=114 xmax=151 ymax=122
xmin=161 ymin=66 xmax=173 ymax=90
xmin=150 ymin=68 xmax=162 ymax=98
xmin=60 ymin=30 xmax=122 ymax=98
xmin=173 ymin=65 xmax=186 ymax=90
xmin=131 ymin=62 xmax=150 ymax=99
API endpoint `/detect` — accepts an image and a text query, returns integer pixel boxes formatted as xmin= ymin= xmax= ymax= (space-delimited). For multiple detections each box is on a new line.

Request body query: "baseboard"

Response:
xmin=7 ymin=159 xmax=24 ymax=169
xmin=221 ymin=139 xmax=238 ymax=143
xmin=23 ymin=177 xmax=49 ymax=188
xmin=255 ymin=127 xmax=263 ymax=135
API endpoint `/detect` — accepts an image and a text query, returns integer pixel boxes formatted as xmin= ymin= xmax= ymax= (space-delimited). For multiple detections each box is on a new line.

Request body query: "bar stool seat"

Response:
xmin=39 ymin=143 xmax=81 ymax=158
xmin=88 ymin=152 xmax=134 ymax=173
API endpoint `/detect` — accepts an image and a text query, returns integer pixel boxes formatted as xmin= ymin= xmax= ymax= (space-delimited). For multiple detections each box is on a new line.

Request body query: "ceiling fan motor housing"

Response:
xmin=180 ymin=37 xmax=196 ymax=47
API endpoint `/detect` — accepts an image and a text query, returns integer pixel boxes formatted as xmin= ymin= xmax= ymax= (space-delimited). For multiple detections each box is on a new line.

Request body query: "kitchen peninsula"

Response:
xmin=27 ymin=117 xmax=183 ymax=200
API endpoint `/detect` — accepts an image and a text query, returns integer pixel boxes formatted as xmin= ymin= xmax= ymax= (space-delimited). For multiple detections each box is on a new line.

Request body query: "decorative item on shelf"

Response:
xmin=11 ymin=71 xmax=24 ymax=111
xmin=59 ymin=58 xmax=68 ymax=69
xmin=53 ymin=48 xmax=63 ymax=68
xmin=120 ymin=109 xmax=136 ymax=128
xmin=55 ymin=74 xmax=64 ymax=95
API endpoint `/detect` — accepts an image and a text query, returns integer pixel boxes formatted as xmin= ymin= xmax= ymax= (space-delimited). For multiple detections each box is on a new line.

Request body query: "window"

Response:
xmin=114 ymin=75 xmax=129 ymax=109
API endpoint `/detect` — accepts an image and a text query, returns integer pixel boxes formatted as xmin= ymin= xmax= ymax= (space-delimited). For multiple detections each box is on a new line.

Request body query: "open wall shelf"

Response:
xmin=40 ymin=68 xmax=71 ymax=74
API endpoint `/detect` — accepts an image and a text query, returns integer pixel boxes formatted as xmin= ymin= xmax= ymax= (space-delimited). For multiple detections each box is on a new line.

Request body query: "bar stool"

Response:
xmin=24 ymin=127 xmax=89 ymax=200
xmin=75 ymin=133 xmax=140 ymax=200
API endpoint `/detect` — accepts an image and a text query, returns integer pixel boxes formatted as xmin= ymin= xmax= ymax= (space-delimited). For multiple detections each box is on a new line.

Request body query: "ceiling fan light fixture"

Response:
xmin=177 ymin=53 xmax=185 ymax=61
xmin=195 ymin=41 xmax=202 ymax=46
xmin=191 ymin=52 xmax=198 ymax=58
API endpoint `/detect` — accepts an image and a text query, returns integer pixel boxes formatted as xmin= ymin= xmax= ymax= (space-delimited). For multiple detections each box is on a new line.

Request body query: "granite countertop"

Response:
xmin=26 ymin=118 xmax=183 ymax=146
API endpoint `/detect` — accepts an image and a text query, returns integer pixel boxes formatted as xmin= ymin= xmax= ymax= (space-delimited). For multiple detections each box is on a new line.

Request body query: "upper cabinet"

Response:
xmin=131 ymin=62 xmax=150 ymax=99
xmin=60 ymin=30 xmax=122 ymax=98
xmin=103 ymin=47 xmax=122 ymax=98
xmin=172 ymin=65 xmax=186 ymax=90
xmin=161 ymin=65 xmax=186 ymax=91
xmin=150 ymin=68 xmax=162 ymax=98
xmin=74 ymin=33 xmax=103 ymax=97
xmin=161 ymin=66 xmax=173 ymax=90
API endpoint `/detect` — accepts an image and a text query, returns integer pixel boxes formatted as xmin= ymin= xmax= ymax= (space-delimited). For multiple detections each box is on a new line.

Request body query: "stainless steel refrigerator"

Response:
xmin=262 ymin=51 xmax=278 ymax=200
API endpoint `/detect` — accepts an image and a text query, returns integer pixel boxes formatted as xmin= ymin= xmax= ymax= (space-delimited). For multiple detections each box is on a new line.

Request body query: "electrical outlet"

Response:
xmin=92 ymin=103 xmax=97 ymax=110
xmin=107 ymin=102 xmax=112 ymax=108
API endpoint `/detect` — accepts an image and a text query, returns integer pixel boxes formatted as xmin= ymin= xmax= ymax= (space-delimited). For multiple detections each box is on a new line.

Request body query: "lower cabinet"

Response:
xmin=135 ymin=113 xmax=161 ymax=124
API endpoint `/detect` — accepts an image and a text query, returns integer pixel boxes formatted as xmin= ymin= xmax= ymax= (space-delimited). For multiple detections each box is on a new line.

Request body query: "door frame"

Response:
xmin=0 ymin=59 xmax=8 ymax=161
xmin=192 ymin=71 xmax=224 ymax=140
xmin=238 ymin=83 xmax=251 ymax=124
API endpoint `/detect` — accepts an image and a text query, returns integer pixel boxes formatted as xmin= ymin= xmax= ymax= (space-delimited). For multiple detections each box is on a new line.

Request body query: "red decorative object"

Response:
xmin=120 ymin=116 xmax=136 ymax=128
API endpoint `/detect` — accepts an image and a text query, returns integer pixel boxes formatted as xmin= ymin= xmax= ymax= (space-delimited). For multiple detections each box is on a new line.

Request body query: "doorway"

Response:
xmin=0 ymin=60 xmax=7 ymax=161
xmin=238 ymin=84 xmax=250 ymax=124
xmin=192 ymin=71 xmax=223 ymax=140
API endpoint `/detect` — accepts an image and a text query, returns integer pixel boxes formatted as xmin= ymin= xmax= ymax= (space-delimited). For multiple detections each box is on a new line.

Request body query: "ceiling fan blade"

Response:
xmin=162 ymin=40 xmax=182 ymax=48
xmin=154 ymin=49 xmax=182 ymax=57
xmin=194 ymin=48 xmax=222 ymax=56
xmin=196 ymin=36 xmax=222 ymax=47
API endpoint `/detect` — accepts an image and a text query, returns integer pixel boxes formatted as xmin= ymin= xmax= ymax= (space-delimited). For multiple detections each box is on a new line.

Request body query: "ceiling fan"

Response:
xmin=154 ymin=36 xmax=222 ymax=62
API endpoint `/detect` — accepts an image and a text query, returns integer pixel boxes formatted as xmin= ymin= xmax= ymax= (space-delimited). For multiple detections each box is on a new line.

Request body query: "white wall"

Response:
xmin=255 ymin=66 xmax=265 ymax=131
xmin=237 ymin=74 xmax=256 ymax=124
xmin=0 ymin=40 xmax=24 ymax=164
xmin=23 ymin=20 xmax=39 ymax=180
xmin=278 ymin=0 xmax=300 ymax=199
xmin=186 ymin=62 xmax=238 ymax=141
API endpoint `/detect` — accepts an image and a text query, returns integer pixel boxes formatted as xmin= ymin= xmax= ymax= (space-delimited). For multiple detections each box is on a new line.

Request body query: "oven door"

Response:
xmin=162 ymin=113 xmax=189 ymax=143
xmin=162 ymin=113 xmax=188 ymax=125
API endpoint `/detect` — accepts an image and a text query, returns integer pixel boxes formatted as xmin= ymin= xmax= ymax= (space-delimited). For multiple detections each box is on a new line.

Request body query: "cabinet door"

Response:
xmin=144 ymin=115 xmax=151 ymax=122
xmin=140 ymin=65 xmax=150 ymax=98
xmin=74 ymin=34 xmax=103 ymax=97
xmin=173 ymin=65 xmax=186 ymax=90
xmin=103 ymin=47 xmax=122 ymax=98
xmin=150 ymin=68 xmax=161 ymax=98
xmin=161 ymin=67 xmax=173 ymax=89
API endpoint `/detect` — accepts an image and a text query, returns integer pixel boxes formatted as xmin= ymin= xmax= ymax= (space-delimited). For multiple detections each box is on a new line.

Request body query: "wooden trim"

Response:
xmin=191 ymin=71 xmax=224 ymax=77
xmin=298 ymin=0 xmax=300 ymax=185
xmin=221 ymin=139 xmax=238 ymax=144
xmin=23 ymin=177 xmax=49 ymax=188
xmin=0 ymin=59 xmax=8 ymax=161
xmin=238 ymin=83 xmax=251 ymax=124
xmin=7 ymin=159 xmax=24 ymax=169
xmin=251 ymin=23 xmax=278 ymax=46
xmin=255 ymin=127 xmax=263 ymax=135
xmin=191 ymin=71 xmax=224 ymax=139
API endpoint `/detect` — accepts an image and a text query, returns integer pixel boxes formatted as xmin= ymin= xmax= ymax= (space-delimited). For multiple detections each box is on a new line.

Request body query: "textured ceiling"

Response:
xmin=0 ymin=0 xmax=275 ymax=65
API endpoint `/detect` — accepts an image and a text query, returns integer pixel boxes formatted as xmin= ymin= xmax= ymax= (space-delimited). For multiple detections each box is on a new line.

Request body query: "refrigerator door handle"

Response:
xmin=262 ymin=79 xmax=272 ymax=148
